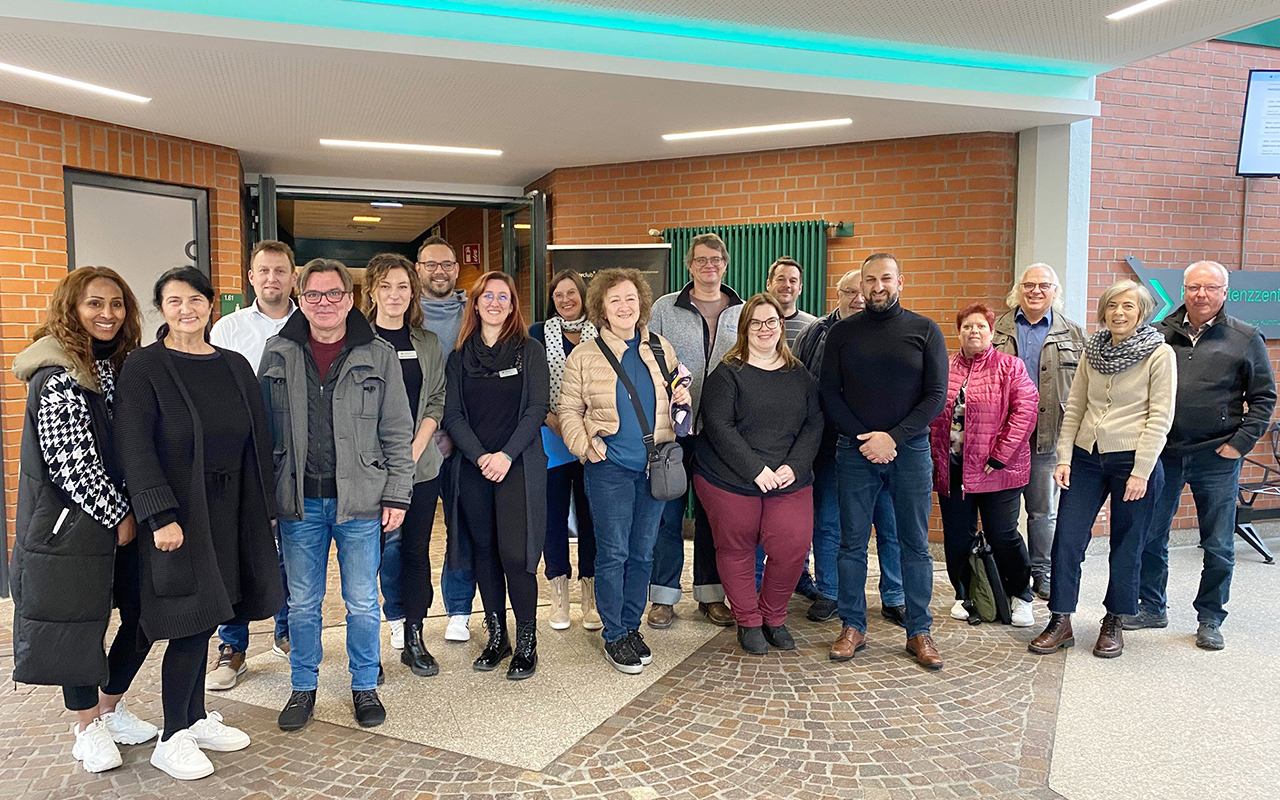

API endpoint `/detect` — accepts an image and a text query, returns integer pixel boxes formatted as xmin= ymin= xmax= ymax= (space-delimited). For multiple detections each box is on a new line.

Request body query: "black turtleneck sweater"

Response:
xmin=818 ymin=301 xmax=948 ymax=444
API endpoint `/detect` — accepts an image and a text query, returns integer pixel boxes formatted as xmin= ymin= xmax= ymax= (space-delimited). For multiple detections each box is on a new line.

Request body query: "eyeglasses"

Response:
xmin=1022 ymin=282 xmax=1056 ymax=293
xmin=747 ymin=317 xmax=781 ymax=331
xmin=691 ymin=256 xmax=726 ymax=268
xmin=1184 ymin=284 xmax=1225 ymax=295
xmin=837 ymin=288 xmax=862 ymax=298
xmin=416 ymin=260 xmax=458 ymax=272
xmin=300 ymin=289 xmax=350 ymax=304
xmin=481 ymin=292 xmax=511 ymax=303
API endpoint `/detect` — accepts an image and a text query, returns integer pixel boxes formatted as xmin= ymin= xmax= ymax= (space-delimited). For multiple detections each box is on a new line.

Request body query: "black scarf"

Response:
xmin=461 ymin=329 xmax=521 ymax=378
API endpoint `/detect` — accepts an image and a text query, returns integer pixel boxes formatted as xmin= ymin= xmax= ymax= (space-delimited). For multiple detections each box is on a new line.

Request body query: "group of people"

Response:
xmin=11 ymin=231 xmax=1274 ymax=780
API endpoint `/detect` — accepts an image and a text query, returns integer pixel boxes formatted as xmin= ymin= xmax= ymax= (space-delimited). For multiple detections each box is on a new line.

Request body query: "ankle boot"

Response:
xmin=400 ymin=621 xmax=439 ymax=677
xmin=1093 ymin=613 xmax=1124 ymax=658
xmin=472 ymin=612 xmax=512 ymax=672
xmin=580 ymin=578 xmax=602 ymax=631
xmin=1028 ymin=612 xmax=1074 ymax=654
xmin=507 ymin=621 xmax=538 ymax=680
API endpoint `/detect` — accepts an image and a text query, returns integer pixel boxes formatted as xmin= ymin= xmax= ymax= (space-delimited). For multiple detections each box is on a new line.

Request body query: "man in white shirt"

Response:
xmin=207 ymin=239 xmax=297 ymax=690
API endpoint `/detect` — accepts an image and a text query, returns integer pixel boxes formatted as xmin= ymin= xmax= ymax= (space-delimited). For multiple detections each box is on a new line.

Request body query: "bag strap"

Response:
xmin=597 ymin=338 xmax=659 ymax=462
xmin=647 ymin=332 xmax=674 ymax=398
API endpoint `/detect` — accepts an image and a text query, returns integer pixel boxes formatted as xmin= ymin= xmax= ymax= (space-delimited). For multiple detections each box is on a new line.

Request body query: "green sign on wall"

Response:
xmin=1126 ymin=257 xmax=1278 ymax=339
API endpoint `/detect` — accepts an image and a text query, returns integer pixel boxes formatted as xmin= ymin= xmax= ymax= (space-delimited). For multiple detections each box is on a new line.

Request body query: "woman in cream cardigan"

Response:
xmin=1030 ymin=279 xmax=1176 ymax=660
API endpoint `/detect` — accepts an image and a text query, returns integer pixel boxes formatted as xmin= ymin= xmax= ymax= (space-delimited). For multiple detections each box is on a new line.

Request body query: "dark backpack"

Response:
xmin=965 ymin=531 xmax=1011 ymax=625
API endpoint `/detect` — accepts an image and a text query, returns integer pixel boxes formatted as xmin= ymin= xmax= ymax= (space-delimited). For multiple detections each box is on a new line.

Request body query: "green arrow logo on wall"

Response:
xmin=1147 ymin=277 xmax=1174 ymax=322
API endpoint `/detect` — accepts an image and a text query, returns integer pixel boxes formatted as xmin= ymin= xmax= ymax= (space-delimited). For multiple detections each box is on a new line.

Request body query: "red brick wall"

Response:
xmin=0 ymin=101 xmax=243 ymax=540
xmin=439 ymin=206 xmax=488 ymax=288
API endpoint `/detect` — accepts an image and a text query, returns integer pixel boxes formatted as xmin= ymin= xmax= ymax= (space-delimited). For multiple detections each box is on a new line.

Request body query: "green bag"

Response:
xmin=966 ymin=532 xmax=1011 ymax=624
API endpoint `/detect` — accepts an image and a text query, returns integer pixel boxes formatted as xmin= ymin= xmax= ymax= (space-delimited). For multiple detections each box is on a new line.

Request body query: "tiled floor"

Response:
xmin=1 ymin=527 xmax=1275 ymax=800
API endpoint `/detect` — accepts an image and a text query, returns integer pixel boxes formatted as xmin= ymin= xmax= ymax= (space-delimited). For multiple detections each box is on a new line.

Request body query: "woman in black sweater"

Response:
xmin=443 ymin=271 xmax=550 ymax=680
xmin=694 ymin=293 xmax=823 ymax=655
xmin=114 ymin=267 xmax=283 ymax=780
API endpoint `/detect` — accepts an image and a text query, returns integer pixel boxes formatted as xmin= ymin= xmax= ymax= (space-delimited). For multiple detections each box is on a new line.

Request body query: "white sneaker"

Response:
xmin=445 ymin=615 xmax=470 ymax=642
xmin=71 ymin=719 xmax=122 ymax=773
xmin=389 ymin=620 xmax=405 ymax=650
xmin=149 ymin=729 xmax=214 ymax=781
xmin=187 ymin=711 xmax=250 ymax=752
xmin=101 ymin=698 xmax=158 ymax=745
xmin=950 ymin=600 xmax=969 ymax=621
xmin=1010 ymin=597 xmax=1036 ymax=628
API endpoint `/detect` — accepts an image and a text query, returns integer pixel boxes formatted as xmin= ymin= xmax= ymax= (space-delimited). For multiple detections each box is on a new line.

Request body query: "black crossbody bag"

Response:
xmin=596 ymin=334 xmax=687 ymax=501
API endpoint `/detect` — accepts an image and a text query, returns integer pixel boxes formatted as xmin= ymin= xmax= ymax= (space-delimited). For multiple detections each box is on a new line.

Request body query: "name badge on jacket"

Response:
xmin=397 ymin=350 xmax=416 ymax=360
xmin=498 ymin=367 xmax=519 ymax=378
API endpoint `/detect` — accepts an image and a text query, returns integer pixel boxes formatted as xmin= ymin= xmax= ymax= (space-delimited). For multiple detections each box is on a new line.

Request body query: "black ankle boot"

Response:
xmin=472 ymin=612 xmax=511 ymax=672
xmin=401 ymin=621 xmax=439 ymax=677
xmin=507 ymin=620 xmax=538 ymax=680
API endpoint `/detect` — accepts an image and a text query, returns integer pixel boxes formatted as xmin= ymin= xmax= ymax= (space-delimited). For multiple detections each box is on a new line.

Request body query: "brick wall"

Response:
xmin=0 ymin=101 xmax=243 ymax=541
xmin=438 ymin=206 xmax=488 ymax=288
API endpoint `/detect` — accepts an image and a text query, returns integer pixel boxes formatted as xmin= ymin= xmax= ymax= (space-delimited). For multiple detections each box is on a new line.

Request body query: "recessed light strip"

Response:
xmin=663 ymin=117 xmax=852 ymax=141
xmin=320 ymin=138 xmax=502 ymax=156
xmin=0 ymin=61 xmax=150 ymax=103
xmin=1106 ymin=0 xmax=1176 ymax=21
xmin=370 ymin=201 xmax=403 ymax=208
xmin=352 ymin=215 xmax=382 ymax=223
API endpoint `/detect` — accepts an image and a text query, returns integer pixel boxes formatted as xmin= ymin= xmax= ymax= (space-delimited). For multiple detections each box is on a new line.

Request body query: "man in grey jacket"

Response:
xmin=261 ymin=259 xmax=415 ymax=733
xmin=646 ymin=233 xmax=743 ymax=628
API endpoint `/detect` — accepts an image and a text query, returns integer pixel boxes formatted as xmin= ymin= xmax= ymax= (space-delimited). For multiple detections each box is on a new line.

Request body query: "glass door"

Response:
xmin=501 ymin=191 xmax=548 ymax=320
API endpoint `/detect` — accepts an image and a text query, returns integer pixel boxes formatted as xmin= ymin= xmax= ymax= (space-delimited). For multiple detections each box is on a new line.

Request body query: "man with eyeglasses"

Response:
xmin=1125 ymin=260 xmax=1275 ymax=651
xmin=992 ymin=263 xmax=1086 ymax=600
xmin=646 ymin=232 xmax=742 ymax=628
xmin=792 ymin=270 xmax=906 ymax=626
xmin=415 ymin=235 xmax=478 ymax=644
xmin=261 ymin=258 xmax=415 ymax=731
xmin=766 ymin=256 xmax=816 ymax=348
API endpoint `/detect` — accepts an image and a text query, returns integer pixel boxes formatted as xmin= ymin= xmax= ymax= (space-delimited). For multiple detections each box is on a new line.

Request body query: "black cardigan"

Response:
xmin=114 ymin=342 xmax=284 ymax=642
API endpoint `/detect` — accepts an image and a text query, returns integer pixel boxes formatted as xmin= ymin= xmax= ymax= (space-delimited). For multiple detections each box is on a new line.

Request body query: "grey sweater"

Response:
xmin=648 ymin=282 xmax=743 ymax=432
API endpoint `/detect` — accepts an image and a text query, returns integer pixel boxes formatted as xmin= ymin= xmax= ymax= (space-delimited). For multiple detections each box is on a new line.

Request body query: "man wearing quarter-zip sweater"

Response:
xmin=820 ymin=253 xmax=948 ymax=670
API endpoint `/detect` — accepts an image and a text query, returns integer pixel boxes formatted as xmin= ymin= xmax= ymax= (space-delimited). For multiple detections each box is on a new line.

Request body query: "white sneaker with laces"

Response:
xmin=445 ymin=615 xmax=470 ymax=642
xmin=950 ymin=599 xmax=969 ymax=621
xmin=101 ymin=698 xmax=158 ymax=745
xmin=72 ymin=719 xmax=122 ymax=773
xmin=1010 ymin=597 xmax=1036 ymax=628
xmin=389 ymin=620 xmax=405 ymax=650
xmin=149 ymin=729 xmax=214 ymax=780
xmin=188 ymin=711 xmax=251 ymax=752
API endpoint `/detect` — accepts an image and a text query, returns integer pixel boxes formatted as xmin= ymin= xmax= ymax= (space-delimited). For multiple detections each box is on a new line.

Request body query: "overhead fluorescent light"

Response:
xmin=320 ymin=138 xmax=502 ymax=157
xmin=0 ymin=61 xmax=150 ymax=103
xmin=352 ymin=215 xmax=382 ymax=223
xmin=370 ymin=201 xmax=403 ymax=208
xmin=1106 ymin=0 xmax=1176 ymax=21
xmin=663 ymin=117 xmax=852 ymax=141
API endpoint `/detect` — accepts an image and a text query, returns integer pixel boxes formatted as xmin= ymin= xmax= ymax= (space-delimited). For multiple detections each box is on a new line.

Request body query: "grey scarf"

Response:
xmin=1084 ymin=325 xmax=1164 ymax=375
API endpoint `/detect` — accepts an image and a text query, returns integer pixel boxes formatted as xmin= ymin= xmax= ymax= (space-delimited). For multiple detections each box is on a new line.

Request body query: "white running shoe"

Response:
xmin=101 ymin=698 xmax=158 ymax=745
xmin=445 ymin=615 xmax=470 ymax=642
xmin=149 ymin=729 xmax=214 ymax=781
xmin=187 ymin=711 xmax=250 ymax=752
xmin=389 ymin=620 xmax=405 ymax=650
xmin=1010 ymin=597 xmax=1036 ymax=628
xmin=72 ymin=719 xmax=122 ymax=773
xmin=950 ymin=600 xmax=969 ymax=621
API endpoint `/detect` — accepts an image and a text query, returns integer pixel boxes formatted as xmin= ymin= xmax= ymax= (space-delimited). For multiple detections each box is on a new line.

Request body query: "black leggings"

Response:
xmin=159 ymin=628 xmax=216 ymax=741
xmin=62 ymin=542 xmax=149 ymax=712
xmin=400 ymin=475 xmax=442 ymax=625
xmin=458 ymin=457 xmax=536 ymax=624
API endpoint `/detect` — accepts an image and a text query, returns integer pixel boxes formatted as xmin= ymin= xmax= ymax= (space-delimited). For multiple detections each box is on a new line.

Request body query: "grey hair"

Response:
xmin=1096 ymin=279 xmax=1156 ymax=327
xmin=836 ymin=269 xmax=861 ymax=289
xmin=1184 ymin=260 xmax=1229 ymax=287
xmin=1006 ymin=262 xmax=1065 ymax=314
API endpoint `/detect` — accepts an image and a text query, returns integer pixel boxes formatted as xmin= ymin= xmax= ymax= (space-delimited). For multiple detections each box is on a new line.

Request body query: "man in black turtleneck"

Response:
xmin=819 ymin=253 xmax=948 ymax=670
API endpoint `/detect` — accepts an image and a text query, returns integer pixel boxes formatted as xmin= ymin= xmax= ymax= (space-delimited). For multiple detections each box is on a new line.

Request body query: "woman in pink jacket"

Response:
xmin=929 ymin=303 xmax=1039 ymax=627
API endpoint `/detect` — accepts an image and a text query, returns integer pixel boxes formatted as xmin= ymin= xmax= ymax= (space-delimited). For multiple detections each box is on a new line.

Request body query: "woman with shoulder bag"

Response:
xmin=559 ymin=268 xmax=691 ymax=674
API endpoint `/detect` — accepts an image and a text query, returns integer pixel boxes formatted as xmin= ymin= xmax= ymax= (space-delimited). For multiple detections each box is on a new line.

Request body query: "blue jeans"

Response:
xmin=586 ymin=459 xmax=664 ymax=643
xmin=380 ymin=526 xmax=403 ymax=622
xmin=218 ymin=526 xmax=290 ymax=651
xmin=279 ymin=498 xmax=382 ymax=692
xmin=835 ymin=434 xmax=934 ymax=638
xmin=1139 ymin=448 xmax=1242 ymax=625
xmin=1049 ymin=447 xmax=1165 ymax=617
xmin=437 ymin=456 xmax=476 ymax=617
xmin=806 ymin=458 xmax=904 ymax=605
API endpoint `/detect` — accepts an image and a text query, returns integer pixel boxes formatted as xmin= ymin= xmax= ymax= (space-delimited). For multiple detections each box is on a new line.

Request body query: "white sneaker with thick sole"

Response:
xmin=72 ymin=719 xmax=123 ymax=773
xmin=950 ymin=600 xmax=969 ymax=621
xmin=1010 ymin=597 xmax=1036 ymax=628
xmin=187 ymin=711 xmax=251 ymax=752
xmin=389 ymin=620 xmax=405 ymax=650
xmin=445 ymin=615 xmax=470 ymax=642
xmin=101 ymin=698 xmax=158 ymax=745
xmin=150 ymin=729 xmax=214 ymax=781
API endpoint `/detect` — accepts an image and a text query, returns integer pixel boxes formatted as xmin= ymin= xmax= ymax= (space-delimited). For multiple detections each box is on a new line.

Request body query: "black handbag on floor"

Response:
xmin=596 ymin=335 xmax=686 ymax=501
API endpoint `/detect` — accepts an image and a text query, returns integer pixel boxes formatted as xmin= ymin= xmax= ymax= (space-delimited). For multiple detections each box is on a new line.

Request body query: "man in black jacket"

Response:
xmin=1125 ymin=261 xmax=1276 ymax=651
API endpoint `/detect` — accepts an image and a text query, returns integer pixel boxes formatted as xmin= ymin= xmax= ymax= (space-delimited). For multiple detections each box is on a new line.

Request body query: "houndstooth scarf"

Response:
xmin=1084 ymin=325 xmax=1164 ymax=375
xmin=545 ymin=315 xmax=598 ymax=404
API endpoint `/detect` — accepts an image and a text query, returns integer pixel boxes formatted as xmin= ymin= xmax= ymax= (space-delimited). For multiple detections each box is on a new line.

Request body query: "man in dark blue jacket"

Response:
xmin=1125 ymin=261 xmax=1276 ymax=651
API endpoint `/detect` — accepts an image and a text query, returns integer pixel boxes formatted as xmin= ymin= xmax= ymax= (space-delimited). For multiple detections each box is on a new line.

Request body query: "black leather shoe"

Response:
xmin=762 ymin=623 xmax=796 ymax=650
xmin=737 ymin=625 xmax=768 ymax=655
xmin=377 ymin=663 xmax=385 ymax=686
xmin=507 ymin=621 xmax=538 ymax=680
xmin=807 ymin=596 xmax=838 ymax=622
xmin=881 ymin=604 xmax=907 ymax=628
xmin=473 ymin=612 xmax=512 ymax=672
xmin=1033 ymin=574 xmax=1051 ymax=601
xmin=352 ymin=689 xmax=386 ymax=728
xmin=401 ymin=621 xmax=439 ymax=677
xmin=278 ymin=689 xmax=316 ymax=732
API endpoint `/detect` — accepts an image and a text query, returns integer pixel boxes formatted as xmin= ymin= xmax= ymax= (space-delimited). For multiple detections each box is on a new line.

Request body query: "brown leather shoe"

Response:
xmin=1093 ymin=613 xmax=1124 ymax=658
xmin=698 ymin=601 xmax=735 ymax=627
xmin=828 ymin=627 xmax=867 ymax=662
xmin=647 ymin=603 xmax=674 ymax=629
xmin=905 ymin=634 xmax=943 ymax=670
xmin=1029 ymin=613 xmax=1074 ymax=654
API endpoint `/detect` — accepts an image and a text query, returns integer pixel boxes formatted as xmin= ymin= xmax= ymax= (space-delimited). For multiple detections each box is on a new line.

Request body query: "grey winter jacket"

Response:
xmin=649 ymin=282 xmax=743 ymax=431
xmin=992 ymin=308 xmax=1086 ymax=455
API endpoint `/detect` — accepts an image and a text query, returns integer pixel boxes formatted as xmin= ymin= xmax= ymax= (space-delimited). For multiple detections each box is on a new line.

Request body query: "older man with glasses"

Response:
xmin=992 ymin=264 xmax=1086 ymax=600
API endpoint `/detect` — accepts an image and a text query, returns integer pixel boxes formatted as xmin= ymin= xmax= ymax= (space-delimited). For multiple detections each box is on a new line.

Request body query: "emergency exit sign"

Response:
xmin=462 ymin=244 xmax=481 ymax=266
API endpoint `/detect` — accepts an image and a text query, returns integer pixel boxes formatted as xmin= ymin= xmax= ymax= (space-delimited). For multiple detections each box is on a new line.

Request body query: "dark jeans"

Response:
xmin=938 ymin=455 xmax=1032 ymax=603
xmin=1049 ymin=446 xmax=1165 ymax=617
xmin=835 ymin=434 xmax=935 ymax=639
xmin=544 ymin=461 xmax=596 ymax=580
xmin=585 ymin=459 xmax=664 ymax=643
xmin=398 ymin=475 xmax=442 ymax=625
xmin=1139 ymin=448 xmax=1243 ymax=625
xmin=218 ymin=526 xmax=290 ymax=651
xmin=62 ymin=543 xmax=148 ymax=711
xmin=650 ymin=434 xmax=723 ymax=605
xmin=458 ymin=457 xmax=537 ymax=624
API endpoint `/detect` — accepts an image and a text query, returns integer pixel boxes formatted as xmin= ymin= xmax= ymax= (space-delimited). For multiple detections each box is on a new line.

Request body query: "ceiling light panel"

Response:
xmin=1106 ymin=0 xmax=1178 ymax=21
xmin=320 ymin=138 xmax=502 ymax=156
xmin=0 ymin=60 xmax=150 ymax=103
xmin=663 ymin=117 xmax=852 ymax=141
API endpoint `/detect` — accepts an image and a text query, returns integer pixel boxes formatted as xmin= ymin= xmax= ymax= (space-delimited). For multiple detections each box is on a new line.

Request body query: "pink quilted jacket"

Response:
xmin=929 ymin=346 xmax=1039 ymax=496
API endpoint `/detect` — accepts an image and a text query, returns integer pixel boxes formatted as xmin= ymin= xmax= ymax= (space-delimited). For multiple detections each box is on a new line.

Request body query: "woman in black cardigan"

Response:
xmin=114 ymin=267 xmax=283 ymax=781
xmin=443 ymin=271 xmax=549 ymax=680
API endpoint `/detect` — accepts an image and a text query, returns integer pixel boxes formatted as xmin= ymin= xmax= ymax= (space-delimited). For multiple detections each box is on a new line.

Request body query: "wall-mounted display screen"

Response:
xmin=1237 ymin=69 xmax=1280 ymax=176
